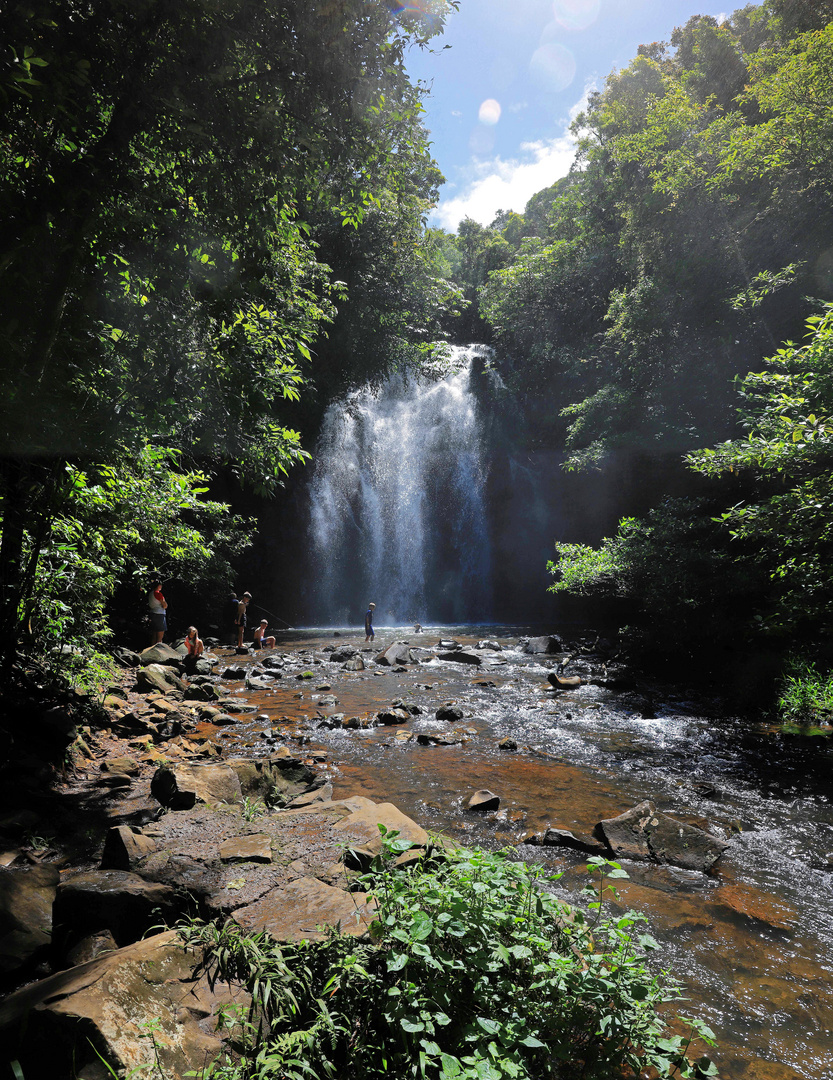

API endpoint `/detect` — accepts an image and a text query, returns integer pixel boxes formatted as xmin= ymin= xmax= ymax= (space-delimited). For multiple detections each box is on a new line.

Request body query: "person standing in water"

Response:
xmin=364 ymin=602 xmax=376 ymax=643
xmin=236 ymin=592 xmax=251 ymax=647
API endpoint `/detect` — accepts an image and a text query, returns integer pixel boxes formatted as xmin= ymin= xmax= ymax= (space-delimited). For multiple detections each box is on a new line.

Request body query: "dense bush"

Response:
xmin=182 ymin=837 xmax=716 ymax=1079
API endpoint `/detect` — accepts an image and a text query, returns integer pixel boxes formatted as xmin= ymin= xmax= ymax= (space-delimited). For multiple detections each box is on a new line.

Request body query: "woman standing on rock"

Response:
xmin=148 ymin=580 xmax=167 ymax=645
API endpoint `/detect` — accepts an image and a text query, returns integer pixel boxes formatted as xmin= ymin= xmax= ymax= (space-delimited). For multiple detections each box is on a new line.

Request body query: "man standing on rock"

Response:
xmin=365 ymin=602 xmax=376 ymax=643
xmin=236 ymin=592 xmax=251 ymax=648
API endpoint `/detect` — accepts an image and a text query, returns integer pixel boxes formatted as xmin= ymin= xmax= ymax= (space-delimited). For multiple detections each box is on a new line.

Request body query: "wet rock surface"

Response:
xmin=2 ymin=626 xmax=832 ymax=1079
xmin=595 ymin=800 xmax=729 ymax=873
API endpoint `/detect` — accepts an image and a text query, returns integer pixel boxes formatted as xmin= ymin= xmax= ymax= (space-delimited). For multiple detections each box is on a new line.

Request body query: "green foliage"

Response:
xmin=688 ymin=306 xmax=833 ymax=636
xmin=182 ymin=840 xmax=716 ymax=1080
xmin=549 ymin=498 xmax=763 ymax=660
xmin=0 ymin=0 xmax=458 ymax=671
xmin=776 ymin=657 xmax=833 ymax=725
xmin=17 ymin=445 xmax=251 ymax=664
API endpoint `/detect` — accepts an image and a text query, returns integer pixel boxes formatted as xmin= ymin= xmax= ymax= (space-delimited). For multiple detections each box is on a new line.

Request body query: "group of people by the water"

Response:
xmin=146 ymin=582 xmax=276 ymax=655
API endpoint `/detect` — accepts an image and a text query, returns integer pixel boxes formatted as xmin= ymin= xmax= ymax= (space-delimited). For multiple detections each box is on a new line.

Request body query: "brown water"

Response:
xmin=200 ymin=626 xmax=833 ymax=1080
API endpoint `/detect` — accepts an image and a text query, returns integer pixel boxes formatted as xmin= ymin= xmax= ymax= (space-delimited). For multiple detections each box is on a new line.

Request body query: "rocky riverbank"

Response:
xmin=0 ymin=630 xmax=744 ymax=1079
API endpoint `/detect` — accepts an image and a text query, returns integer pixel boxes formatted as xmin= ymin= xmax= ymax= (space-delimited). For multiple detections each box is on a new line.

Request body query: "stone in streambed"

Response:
xmin=541 ymin=828 xmax=608 ymax=856
xmin=436 ymin=704 xmax=464 ymax=722
xmin=375 ymin=642 xmax=416 ymax=667
xmin=524 ymin=635 xmax=562 ymax=655
xmin=376 ymin=708 xmax=410 ymax=725
xmin=594 ymin=800 xmax=729 ymax=873
xmin=466 ymin=790 xmax=500 ymax=812
xmin=437 ymin=650 xmax=481 ymax=665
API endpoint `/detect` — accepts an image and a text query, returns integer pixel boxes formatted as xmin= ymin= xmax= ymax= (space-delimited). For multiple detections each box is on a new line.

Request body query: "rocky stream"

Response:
xmin=1 ymin=625 xmax=832 ymax=1079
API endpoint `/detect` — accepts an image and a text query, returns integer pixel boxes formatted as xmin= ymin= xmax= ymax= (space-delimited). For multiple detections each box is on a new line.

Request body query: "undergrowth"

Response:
xmin=776 ymin=657 xmax=833 ymax=727
xmin=180 ymin=833 xmax=717 ymax=1080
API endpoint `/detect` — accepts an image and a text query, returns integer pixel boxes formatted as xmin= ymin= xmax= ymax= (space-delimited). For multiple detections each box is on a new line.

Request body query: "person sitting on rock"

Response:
xmin=253 ymin=620 xmax=276 ymax=650
xmin=185 ymin=626 xmax=204 ymax=658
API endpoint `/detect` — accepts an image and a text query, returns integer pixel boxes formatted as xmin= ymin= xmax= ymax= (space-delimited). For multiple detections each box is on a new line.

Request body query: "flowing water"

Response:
xmin=206 ymin=627 xmax=833 ymax=1080
xmin=305 ymin=346 xmax=493 ymax=625
xmin=237 ymin=354 xmax=833 ymax=1077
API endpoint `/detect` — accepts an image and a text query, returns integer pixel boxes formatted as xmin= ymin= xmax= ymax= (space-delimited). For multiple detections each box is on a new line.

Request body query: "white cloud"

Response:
xmin=432 ymin=90 xmax=591 ymax=231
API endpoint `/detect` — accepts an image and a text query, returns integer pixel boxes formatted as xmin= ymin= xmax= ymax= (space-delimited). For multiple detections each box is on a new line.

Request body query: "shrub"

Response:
xmin=182 ymin=839 xmax=716 ymax=1079
xmin=776 ymin=657 xmax=833 ymax=726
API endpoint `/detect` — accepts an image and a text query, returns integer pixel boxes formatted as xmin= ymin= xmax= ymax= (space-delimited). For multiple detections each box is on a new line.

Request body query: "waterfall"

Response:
xmin=306 ymin=345 xmax=493 ymax=626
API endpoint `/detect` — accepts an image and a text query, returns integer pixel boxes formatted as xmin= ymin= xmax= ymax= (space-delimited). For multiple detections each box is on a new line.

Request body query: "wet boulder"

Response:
xmin=476 ymin=640 xmax=502 ymax=651
xmin=437 ymin=650 xmax=481 ymax=665
xmin=221 ymin=664 xmax=247 ymax=680
xmin=139 ymin=643 xmax=183 ymax=668
xmin=136 ymin=664 xmax=186 ymax=694
xmin=343 ymin=655 xmax=365 ymax=672
xmin=436 ymin=704 xmax=464 ymax=722
xmin=594 ymin=800 xmax=729 ymax=873
xmin=376 ymin=708 xmax=410 ymax=725
xmin=524 ymin=635 xmax=562 ymax=655
xmin=330 ymin=646 xmax=357 ymax=662
xmin=0 ymin=929 xmax=249 ymax=1079
xmin=151 ymin=763 xmax=243 ymax=810
xmin=541 ymin=828 xmax=608 ymax=856
xmin=375 ymin=642 xmax=416 ymax=667
xmin=466 ymin=790 xmax=501 ymax=812
xmin=227 ymin=754 xmax=315 ymax=801
xmin=0 ymin=864 xmax=59 ymax=976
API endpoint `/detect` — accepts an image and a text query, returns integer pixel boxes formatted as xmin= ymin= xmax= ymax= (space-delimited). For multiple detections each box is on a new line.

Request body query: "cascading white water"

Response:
xmin=306 ymin=345 xmax=493 ymax=625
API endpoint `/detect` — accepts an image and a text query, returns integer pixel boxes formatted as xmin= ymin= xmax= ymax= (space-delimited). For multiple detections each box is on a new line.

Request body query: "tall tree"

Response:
xmin=0 ymin=0 xmax=455 ymax=669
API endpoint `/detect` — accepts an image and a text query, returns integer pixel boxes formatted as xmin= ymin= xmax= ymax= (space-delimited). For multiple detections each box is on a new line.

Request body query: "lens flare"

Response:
xmin=478 ymin=99 xmax=502 ymax=126
xmin=469 ymin=125 xmax=496 ymax=156
xmin=388 ymin=1 xmax=444 ymax=35
xmin=552 ymin=0 xmax=600 ymax=31
xmin=529 ymin=42 xmax=576 ymax=93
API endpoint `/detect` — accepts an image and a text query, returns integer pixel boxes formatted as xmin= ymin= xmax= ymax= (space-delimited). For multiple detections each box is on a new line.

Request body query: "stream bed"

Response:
xmin=202 ymin=624 xmax=833 ymax=1080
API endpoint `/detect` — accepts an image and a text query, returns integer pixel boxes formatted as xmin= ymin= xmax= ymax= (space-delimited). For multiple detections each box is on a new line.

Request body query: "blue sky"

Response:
xmin=405 ymin=0 xmax=759 ymax=231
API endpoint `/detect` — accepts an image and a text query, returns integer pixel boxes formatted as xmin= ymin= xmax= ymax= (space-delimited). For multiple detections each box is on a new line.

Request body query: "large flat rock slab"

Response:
xmin=595 ymin=800 xmax=729 ymax=873
xmin=234 ymin=876 xmax=374 ymax=941
xmin=219 ymin=834 xmax=272 ymax=864
xmin=332 ymin=801 xmax=428 ymax=851
xmin=0 ymin=929 xmax=248 ymax=1079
